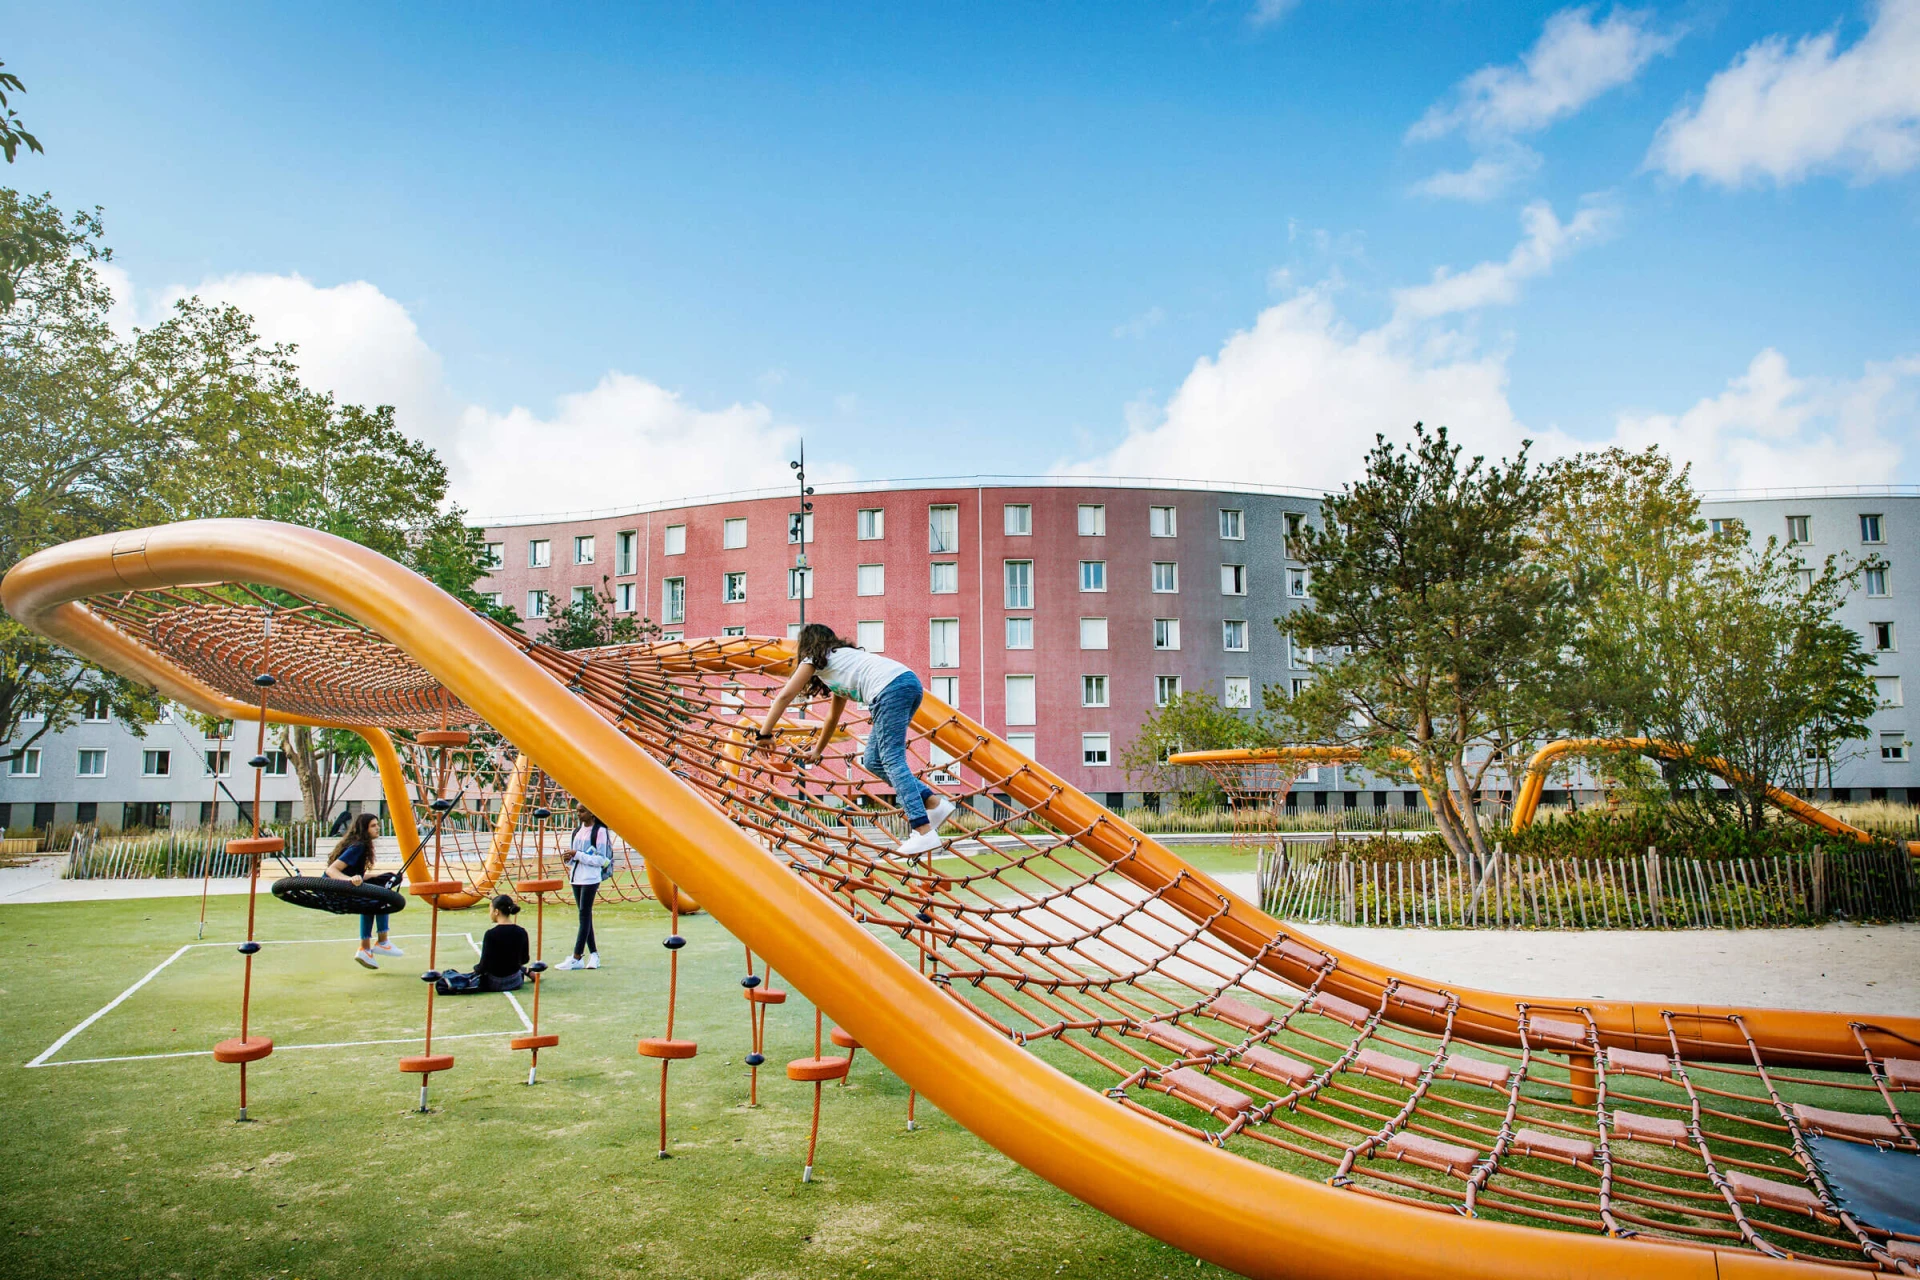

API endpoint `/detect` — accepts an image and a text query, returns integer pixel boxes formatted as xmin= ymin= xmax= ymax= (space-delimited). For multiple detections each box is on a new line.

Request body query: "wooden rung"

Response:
xmin=1350 ymin=1048 xmax=1421 ymax=1086
xmin=1606 ymin=1046 xmax=1674 ymax=1079
xmin=1725 ymin=1170 xmax=1822 ymax=1216
xmin=1512 ymin=1128 xmax=1594 ymax=1165
xmin=1612 ymin=1110 xmax=1689 ymax=1146
xmin=1204 ymin=995 xmax=1273 ymax=1032
xmin=1790 ymin=1103 xmax=1900 ymax=1143
xmin=1162 ymin=1067 xmax=1253 ymax=1116
xmin=1309 ymin=993 xmax=1370 ymax=1027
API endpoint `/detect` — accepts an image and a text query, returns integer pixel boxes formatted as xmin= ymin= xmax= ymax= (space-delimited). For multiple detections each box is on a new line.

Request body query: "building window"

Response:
xmin=718 ymin=517 xmax=747 ymax=550
xmin=1082 ymin=675 xmax=1109 ymax=707
xmin=930 ymin=561 xmax=959 ymax=594
xmin=929 ymin=505 xmax=959 ymax=553
xmin=1004 ymin=503 xmax=1032 ymax=536
xmin=1881 ymin=732 xmax=1910 ymax=763
xmin=527 ymin=589 xmax=550 ymax=619
xmin=1155 ymin=675 xmax=1181 ymax=706
xmin=615 ymin=582 xmax=636 ymax=614
xmin=787 ymin=623 xmax=803 ymax=640
xmin=1861 ymin=513 xmax=1884 ymax=543
xmin=1153 ymin=618 xmax=1180 ymax=650
xmin=857 ymin=564 xmax=885 ymax=596
xmin=202 ymin=749 xmax=230 ymax=777
xmin=930 ymin=618 xmax=960 ymax=668
xmin=1077 ymin=504 xmax=1106 ymax=537
xmin=723 ymin=572 xmax=747 ymax=604
xmin=1082 ymin=733 xmax=1111 ymax=766
xmin=857 ymin=508 xmax=885 ymax=541
xmin=664 ymin=577 xmax=687 ymax=622
xmin=931 ymin=675 xmax=959 ymax=707
xmin=1005 ymin=675 xmax=1036 ymax=725
xmin=788 ymin=511 xmax=815 ymax=544
xmin=1007 ymin=732 xmax=1037 ymax=757
xmin=1223 ymin=677 xmax=1251 ymax=709
xmin=1866 ymin=567 xmax=1890 ymax=597
xmin=1079 ymin=617 xmax=1108 ymax=650
xmin=722 ymin=625 xmax=746 ymax=638
xmin=1290 ymin=637 xmax=1313 ymax=669
xmin=78 ymin=749 xmax=107 ymax=778
xmin=1004 ymin=560 xmax=1033 ymax=609
xmin=664 ymin=524 xmax=687 ymax=556
xmin=1006 ymin=617 xmax=1033 ymax=649
xmin=1877 ymin=676 xmax=1904 ymax=707
xmin=1223 ymin=620 xmax=1248 ymax=652
xmin=571 ymin=585 xmax=593 ymax=608
xmin=1286 ymin=567 xmax=1307 ymax=598
xmin=7 ymin=749 xmax=40 ymax=777
xmin=262 ymin=750 xmax=288 ymax=776
xmin=1079 ymin=561 xmax=1107 ymax=592
xmin=574 ymin=535 xmax=595 ymax=565
xmin=84 ymin=695 xmax=110 ymax=722
xmin=1291 ymin=677 xmax=1310 ymax=697
xmin=484 ymin=541 xmax=504 ymax=569
xmin=1150 ymin=506 xmax=1177 ymax=537
xmin=1786 ymin=514 xmax=1810 ymax=544
xmin=483 ymin=592 xmax=503 ymax=609
xmin=143 ymin=749 xmax=171 ymax=778
xmin=1222 ymin=564 xmax=1248 ymax=596
xmin=857 ymin=620 xmax=885 ymax=652
xmin=786 ymin=568 xmax=813 ymax=600
xmin=1219 ymin=509 xmax=1244 ymax=540
xmin=528 ymin=538 xmax=551 ymax=568
xmin=1709 ymin=518 xmax=1732 ymax=536
xmin=615 ymin=530 xmax=637 ymax=575
xmin=1284 ymin=512 xmax=1306 ymax=557
xmin=1872 ymin=621 xmax=1896 ymax=651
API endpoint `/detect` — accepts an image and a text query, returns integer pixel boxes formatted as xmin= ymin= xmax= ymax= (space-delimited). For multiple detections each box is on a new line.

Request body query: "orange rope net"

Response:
xmin=73 ymin=583 xmax=1920 ymax=1268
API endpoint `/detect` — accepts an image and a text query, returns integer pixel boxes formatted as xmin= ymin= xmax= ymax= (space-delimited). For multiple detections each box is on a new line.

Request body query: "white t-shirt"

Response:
xmin=816 ymin=646 xmax=911 ymax=704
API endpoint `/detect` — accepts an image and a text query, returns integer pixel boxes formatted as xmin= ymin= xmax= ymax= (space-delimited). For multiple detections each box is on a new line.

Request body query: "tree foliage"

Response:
xmin=542 ymin=576 xmax=661 ymax=651
xmin=1119 ymin=689 xmax=1272 ymax=809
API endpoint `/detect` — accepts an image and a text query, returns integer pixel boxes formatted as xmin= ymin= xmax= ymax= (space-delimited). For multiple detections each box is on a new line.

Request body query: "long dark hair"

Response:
xmin=795 ymin=623 xmax=854 ymax=694
xmin=330 ymin=811 xmax=379 ymax=860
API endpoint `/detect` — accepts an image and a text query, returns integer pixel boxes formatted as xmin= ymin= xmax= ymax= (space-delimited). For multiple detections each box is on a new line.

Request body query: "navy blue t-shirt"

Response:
xmin=331 ymin=841 xmax=373 ymax=878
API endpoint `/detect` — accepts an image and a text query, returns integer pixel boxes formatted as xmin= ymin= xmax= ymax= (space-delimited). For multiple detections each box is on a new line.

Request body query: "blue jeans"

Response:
xmin=865 ymin=673 xmax=936 ymax=827
xmin=359 ymin=912 xmax=390 ymax=941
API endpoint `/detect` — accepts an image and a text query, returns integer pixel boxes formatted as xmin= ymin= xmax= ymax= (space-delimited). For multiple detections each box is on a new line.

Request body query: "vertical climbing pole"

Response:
xmin=196 ymin=720 xmax=228 ymax=940
xmin=744 ymin=953 xmax=787 ymax=1104
xmin=212 ymin=613 xmax=280 ymax=1119
xmin=512 ymin=800 xmax=562 ymax=1082
xmin=787 ymin=1006 xmax=850 ymax=1182
xmin=637 ymin=904 xmax=697 ymax=1157
xmin=401 ymin=722 xmax=468 ymax=1110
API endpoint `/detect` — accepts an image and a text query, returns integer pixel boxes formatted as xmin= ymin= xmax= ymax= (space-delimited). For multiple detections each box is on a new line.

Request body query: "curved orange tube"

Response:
xmin=6 ymin=522 xmax=1900 ymax=1280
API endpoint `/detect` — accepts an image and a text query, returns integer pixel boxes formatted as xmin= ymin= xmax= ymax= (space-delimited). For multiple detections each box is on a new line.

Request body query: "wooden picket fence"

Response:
xmin=63 ymin=821 xmax=327 ymax=881
xmin=1257 ymin=838 xmax=1917 ymax=928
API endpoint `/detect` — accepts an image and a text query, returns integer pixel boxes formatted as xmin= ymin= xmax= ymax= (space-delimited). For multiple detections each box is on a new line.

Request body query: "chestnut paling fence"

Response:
xmin=62 ymin=821 xmax=327 ymax=880
xmin=1257 ymin=839 xmax=1918 ymax=928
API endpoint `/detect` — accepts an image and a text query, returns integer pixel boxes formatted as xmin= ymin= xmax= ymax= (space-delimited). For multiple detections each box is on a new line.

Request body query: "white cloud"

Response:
xmin=1648 ymin=0 xmax=1920 ymax=187
xmin=1390 ymin=198 xmax=1616 ymax=324
xmin=1413 ymin=6 xmax=1677 ymax=142
xmin=1248 ymin=0 xmax=1298 ymax=29
xmin=1409 ymin=146 xmax=1542 ymax=201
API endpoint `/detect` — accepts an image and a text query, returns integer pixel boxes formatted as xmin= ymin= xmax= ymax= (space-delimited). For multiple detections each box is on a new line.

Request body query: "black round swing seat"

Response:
xmin=271 ymin=875 xmax=407 ymax=916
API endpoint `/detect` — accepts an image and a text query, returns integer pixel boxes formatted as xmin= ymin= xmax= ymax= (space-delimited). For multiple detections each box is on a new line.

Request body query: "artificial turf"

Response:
xmin=0 ymin=883 xmax=1244 ymax=1280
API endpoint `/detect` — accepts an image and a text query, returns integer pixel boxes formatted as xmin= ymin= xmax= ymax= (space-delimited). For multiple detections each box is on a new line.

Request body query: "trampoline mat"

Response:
xmin=1808 ymin=1134 xmax=1920 ymax=1238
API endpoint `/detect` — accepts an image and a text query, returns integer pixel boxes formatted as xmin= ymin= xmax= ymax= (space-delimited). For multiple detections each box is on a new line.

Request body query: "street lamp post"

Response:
xmin=789 ymin=443 xmax=814 ymax=632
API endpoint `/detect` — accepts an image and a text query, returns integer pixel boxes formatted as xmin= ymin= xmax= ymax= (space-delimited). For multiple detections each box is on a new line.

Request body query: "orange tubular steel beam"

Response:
xmin=4 ymin=521 xmax=1894 ymax=1280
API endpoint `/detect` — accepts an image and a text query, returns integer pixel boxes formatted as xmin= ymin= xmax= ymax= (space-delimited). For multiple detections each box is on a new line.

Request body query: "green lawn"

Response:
xmin=0 ymin=887 xmax=1245 ymax=1280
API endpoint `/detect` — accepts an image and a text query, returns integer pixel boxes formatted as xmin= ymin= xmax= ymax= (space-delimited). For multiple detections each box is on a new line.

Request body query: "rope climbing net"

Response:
xmin=73 ymin=584 xmax=1920 ymax=1269
xmin=1186 ymin=757 xmax=1303 ymax=848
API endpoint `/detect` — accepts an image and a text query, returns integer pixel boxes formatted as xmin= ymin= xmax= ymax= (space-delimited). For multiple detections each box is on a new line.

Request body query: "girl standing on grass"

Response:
xmin=323 ymin=811 xmax=402 ymax=969
xmin=756 ymin=622 xmax=954 ymax=861
xmin=555 ymin=807 xmax=612 ymax=970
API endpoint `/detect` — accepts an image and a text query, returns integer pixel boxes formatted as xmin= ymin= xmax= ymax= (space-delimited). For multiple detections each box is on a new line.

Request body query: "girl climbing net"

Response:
xmin=755 ymin=622 xmax=955 ymax=860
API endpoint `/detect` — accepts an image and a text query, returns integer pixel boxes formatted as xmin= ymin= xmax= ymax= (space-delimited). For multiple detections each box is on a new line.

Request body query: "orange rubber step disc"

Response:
xmin=511 ymin=1033 xmax=560 ymax=1051
xmin=637 ymin=1038 xmax=698 ymax=1059
xmin=409 ymin=880 xmax=465 ymax=896
xmin=225 ymin=836 xmax=285 ymax=857
xmin=212 ymin=1037 xmax=274 ymax=1063
xmin=746 ymin=988 xmax=788 ymax=1004
xmin=414 ymin=730 xmax=472 ymax=747
xmin=399 ymin=1053 xmax=455 ymax=1074
xmin=515 ymin=878 xmax=566 ymax=894
xmin=829 ymin=1026 xmax=861 ymax=1049
xmin=787 ymin=1056 xmax=851 ymax=1082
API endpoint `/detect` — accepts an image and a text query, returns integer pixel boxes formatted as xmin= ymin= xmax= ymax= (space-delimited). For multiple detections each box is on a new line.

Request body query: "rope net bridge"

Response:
xmin=9 ymin=524 xmax=1919 ymax=1280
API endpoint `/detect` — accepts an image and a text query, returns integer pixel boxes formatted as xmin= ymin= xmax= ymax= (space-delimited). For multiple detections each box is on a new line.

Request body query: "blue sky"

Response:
xmin=10 ymin=1 xmax=1919 ymax=515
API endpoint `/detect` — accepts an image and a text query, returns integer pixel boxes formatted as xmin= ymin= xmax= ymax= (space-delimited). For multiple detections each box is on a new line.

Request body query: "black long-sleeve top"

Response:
xmin=473 ymin=923 xmax=530 ymax=977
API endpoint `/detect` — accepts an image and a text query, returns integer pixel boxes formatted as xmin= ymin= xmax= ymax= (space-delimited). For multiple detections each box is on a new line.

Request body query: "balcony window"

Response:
xmin=615 ymin=530 xmax=637 ymax=574
xmin=1004 ymin=560 xmax=1033 ymax=609
xmin=664 ymin=577 xmax=687 ymax=623
xmin=929 ymin=505 xmax=959 ymax=553
xmin=615 ymin=582 xmax=636 ymax=614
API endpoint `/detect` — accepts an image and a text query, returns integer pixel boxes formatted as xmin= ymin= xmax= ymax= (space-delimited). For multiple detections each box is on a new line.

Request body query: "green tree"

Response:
xmin=1268 ymin=425 xmax=1571 ymax=873
xmin=0 ymin=61 xmax=49 ymax=310
xmin=1119 ymin=688 xmax=1272 ymax=810
xmin=542 ymin=576 xmax=661 ymax=651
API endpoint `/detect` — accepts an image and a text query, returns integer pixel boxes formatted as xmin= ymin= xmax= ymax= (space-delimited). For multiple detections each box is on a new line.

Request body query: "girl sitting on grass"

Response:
xmin=755 ymin=622 xmax=954 ymax=861
xmin=323 ymin=811 xmax=403 ymax=969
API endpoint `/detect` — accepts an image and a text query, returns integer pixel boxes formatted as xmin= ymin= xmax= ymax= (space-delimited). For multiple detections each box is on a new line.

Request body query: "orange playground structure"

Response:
xmin=7 ymin=520 xmax=1920 ymax=1279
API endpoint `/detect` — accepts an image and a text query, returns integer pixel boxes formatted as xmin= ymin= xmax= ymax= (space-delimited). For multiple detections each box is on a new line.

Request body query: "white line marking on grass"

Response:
xmin=30 ymin=1030 xmax=521 ymax=1068
xmin=25 ymin=943 xmax=194 ymax=1068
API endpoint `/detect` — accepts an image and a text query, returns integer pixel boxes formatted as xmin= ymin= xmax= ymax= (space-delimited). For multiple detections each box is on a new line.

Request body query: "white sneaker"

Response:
xmin=896 ymin=828 xmax=943 ymax=861
xmin=585 ymin=952 xmax=601 ymax=969
xmin=354 ymin=949 xmax=378 ymax=970
xmin=370 ymin=942 xmax=404 ymax=957
xmin=925 ymin=797 xmax=957 ymax=831
xmin=554 ymin=956 xmax=584 ymax=971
